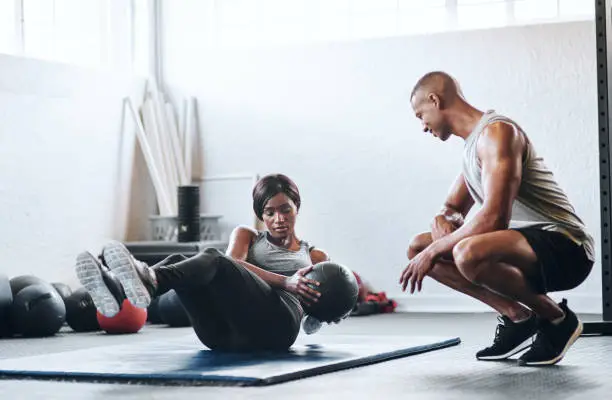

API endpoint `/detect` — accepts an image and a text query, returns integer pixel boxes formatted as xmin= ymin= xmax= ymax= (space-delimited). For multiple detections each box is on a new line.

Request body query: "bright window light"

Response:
xmin=218 ymin=0 xmax=260 ymax=26
xmin=352 ymin=0 xmax=397 ymax=14
xmin=398 ymin=0 xmax=445 ymax=10
xmin=0 ymin=0 xmax=18 ymax=55
xmin=306 ymin=13 xmax=351 ymax=42
xmin=132 ymin=0 xmax=150 ymax=76
xmin=22 ymin=0 xmax=111 ymax=69
xmin=458 ymin=0 xmax=504 ymax=4
xmin=559 ymin=0 xmax=594 ymax=17
xmin=458 ymin=2 xmax=508 ymax=30
xmin=514 ymin=0 xmax=558 ymax=21
xmin=352 ymin=13 xmax=398 ymax=39
xmin=23 ymin=0 xmax=55 ymax=62
xmin=318 ymin=0 xmax=351 ymax=15
xmin=398 ymin=7 xmax=449 ymax=36
xmin=261 ymin=0 xmax=306 ymax=20
xmin=53 ymin=0 xmax=108 ymax=68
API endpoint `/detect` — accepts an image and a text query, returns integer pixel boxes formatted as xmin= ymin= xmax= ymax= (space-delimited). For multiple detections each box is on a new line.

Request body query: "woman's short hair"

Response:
xmin=252 ymin=174 xmax=301 ymax=220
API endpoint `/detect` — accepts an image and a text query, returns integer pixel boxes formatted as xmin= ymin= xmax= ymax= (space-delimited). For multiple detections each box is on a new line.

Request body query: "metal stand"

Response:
xmin=583 ymin=0 xmax=612 ymax=336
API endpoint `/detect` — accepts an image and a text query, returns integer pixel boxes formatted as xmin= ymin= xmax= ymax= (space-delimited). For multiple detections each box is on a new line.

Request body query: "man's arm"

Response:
xmin=309 ymin=248 xmax=330 ymax=264
xmin=435 ymin=173 xmax=475 ymax=227
xmin=428 ymin=122 xmax=523 ymax=257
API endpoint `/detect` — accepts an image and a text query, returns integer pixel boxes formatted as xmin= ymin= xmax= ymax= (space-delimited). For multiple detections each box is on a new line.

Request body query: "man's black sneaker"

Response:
xmin=517 ymin=299 xmax=583 ymax=366
xmin=102 ymin=241 xmax=157 ymax=308
xmin=476 ymin=314 xmax=538 ymax=361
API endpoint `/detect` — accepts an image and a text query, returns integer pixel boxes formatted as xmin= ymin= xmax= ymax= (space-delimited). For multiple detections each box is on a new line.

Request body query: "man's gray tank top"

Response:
xmin=246 ymin=230 xmax=315 ymax=317
xmin=462 ymin=110 xmax=595 ymax=262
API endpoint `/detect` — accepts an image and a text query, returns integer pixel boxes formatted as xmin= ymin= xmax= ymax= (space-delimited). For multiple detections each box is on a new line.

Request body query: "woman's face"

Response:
xmin=261 ymin=193 xmax=298 ymax=239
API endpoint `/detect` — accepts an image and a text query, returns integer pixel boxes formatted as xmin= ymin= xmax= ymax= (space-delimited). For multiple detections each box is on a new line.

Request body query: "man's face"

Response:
xmin=411 ymin=92 xmax=452 ymax=142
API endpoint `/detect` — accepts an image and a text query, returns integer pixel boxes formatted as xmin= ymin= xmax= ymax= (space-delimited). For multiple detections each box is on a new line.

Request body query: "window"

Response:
xmin=458 ymin=0 xmax=503 ymax=4
xmin=132 ymin=0 xmax=151 ymax=76
xmin=351 ymin=0 xmax=397 ymax=39
xmin=1 ymin=0 xmax=142 ymax=73
xmin=398 ymin=0 xmax=445 ymax=10
xmin=398 ymin=6 xmax=449 ymax=36
xmin=514 ymin=0 xmax=558 ymax=21
xmin=559 ymin=0 xmax=593 ymax=18
xmin=52 ymin=0 xmax=109 ymax=68
xmin=457 ymin=1 xmax=508 ymax=29
xmin=1 ymin=0 xmax=598 ymax=60
xmin=352 ymin=0 xmax=397 ymax=14
xmin=304 ymin=0 xmax=351 ymax=43
xmin=22 ymin=0 xmax=55 ymax=61
xmin=0 ymin=1 xmax=18 ymax=55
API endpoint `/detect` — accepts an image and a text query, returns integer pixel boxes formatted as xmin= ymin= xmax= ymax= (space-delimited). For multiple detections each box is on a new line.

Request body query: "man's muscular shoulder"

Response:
xmin=476 ymin=121 xmax=524 ymax=162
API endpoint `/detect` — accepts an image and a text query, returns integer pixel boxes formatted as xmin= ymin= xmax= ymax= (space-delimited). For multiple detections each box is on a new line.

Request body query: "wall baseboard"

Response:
xmin=390 ymin=293 xmax=603 ymax=314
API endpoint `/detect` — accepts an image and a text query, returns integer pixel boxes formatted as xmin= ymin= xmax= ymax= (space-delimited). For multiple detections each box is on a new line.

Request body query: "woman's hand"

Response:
xmin=284 ymin=265 xmax=321 ymax=306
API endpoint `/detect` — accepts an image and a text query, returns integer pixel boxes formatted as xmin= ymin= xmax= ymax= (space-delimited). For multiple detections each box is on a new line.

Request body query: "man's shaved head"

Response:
xmin=410 ymin=71 xmax=464 ymax=142
xmin=410 ymin=71 xmax=463 ymax=106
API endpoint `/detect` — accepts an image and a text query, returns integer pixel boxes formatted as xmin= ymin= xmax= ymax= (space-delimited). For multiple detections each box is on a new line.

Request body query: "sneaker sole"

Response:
xmin=518 ymin=321 xmax=584 ymax=366
xmin=75 ymin=252 xmax=120 ymax=318
xmin=102 ymin=241 xmax=151 ymax=309
xmin=476 ymin=336 xmax=535 ymax=361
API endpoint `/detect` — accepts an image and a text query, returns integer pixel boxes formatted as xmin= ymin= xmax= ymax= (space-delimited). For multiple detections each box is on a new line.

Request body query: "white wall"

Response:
xmin=0 ymin=54 xmax=145 ymax=287
xmin=161 ymin=16 xmax=601 ymax=313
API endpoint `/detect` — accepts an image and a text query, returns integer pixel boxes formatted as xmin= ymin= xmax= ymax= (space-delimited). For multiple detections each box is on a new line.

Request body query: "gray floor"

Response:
xmin=0 ymin=312 xmax=609 ymax=399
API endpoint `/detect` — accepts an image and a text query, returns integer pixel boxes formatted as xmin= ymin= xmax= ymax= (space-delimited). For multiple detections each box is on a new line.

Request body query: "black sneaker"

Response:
xmin=102 ymin=241 xmax=157 ymax=308
xmin=517 ymin=299 xmax=583 ymax=366
xmin=75 ymin=252 xmax=121 ymax=317
xmin=476 ymin=314 xmax=538 ymax=361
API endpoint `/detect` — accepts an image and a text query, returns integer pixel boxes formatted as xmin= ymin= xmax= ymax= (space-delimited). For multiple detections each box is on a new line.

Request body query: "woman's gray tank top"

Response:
xmin=246 ymin=231 xmax=315 ymax=317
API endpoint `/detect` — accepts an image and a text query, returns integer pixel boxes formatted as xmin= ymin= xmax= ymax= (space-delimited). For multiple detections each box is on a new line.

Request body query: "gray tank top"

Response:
xmin=462 ymin=110 xmax=595 ymax=262
xmin=246 ymin=231 xmax=315 ymax=317
xmin=247 ymin=231 xmax=314 ymax=276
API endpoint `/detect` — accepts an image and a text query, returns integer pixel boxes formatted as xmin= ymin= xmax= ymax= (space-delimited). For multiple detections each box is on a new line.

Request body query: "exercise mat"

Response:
xmin=0 ymin=334 xmax=460 ymax=386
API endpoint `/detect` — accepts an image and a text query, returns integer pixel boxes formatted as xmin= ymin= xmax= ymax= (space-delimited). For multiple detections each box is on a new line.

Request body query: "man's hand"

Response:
xmin=284 ymin=266 xmax=321 ymax=306
xmin=399 ymin=248 xmax=438 ymax=293
xmin=431 ymin=214 xmax=460 ymax=241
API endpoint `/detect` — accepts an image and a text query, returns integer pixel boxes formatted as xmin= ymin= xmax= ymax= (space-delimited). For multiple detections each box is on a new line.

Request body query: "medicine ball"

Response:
xmin=10 ymin=283 xmax=66 ymax=337
xmin=303 ymin=261 xmax=359 ymax=323
xmin=65 ymin=287 xmax=100 ymax=332
xmin=97 ymin=299 xmax=147 ymax=334
xmin=158 ymin=290 xmax=191 ymax=327
xmin=51 ymin=282 xmax=73 ymax=304
xmin=0 ymin=274 xmax=13 ymax=337
xmin=9 ymin=275 xmax=48 ymax=296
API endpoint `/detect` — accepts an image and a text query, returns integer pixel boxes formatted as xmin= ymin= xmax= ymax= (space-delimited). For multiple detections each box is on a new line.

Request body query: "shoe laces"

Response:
xmin=492 ymin=315 xmax=508 ymax=344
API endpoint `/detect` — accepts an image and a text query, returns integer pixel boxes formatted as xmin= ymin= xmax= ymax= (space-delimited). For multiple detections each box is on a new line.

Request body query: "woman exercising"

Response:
xmin=75 ymin=174 xmax=332 ymax=351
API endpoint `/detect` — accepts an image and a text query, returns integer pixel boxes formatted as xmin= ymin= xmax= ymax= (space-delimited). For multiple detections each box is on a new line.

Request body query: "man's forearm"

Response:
xmin=233 ymin=259 xmax=287 ymax=289
xmin=429 ymin=210 xmax=508 ymax=257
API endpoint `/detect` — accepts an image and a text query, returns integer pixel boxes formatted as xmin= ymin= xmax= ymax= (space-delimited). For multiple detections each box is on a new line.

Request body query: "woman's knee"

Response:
xmin=167 ymin=253 xmax=188 ymax=263
xmin=408 ymin=232 xmax=433 ymax=259
xmin=196 ymin=247 xmax=225 ymax=264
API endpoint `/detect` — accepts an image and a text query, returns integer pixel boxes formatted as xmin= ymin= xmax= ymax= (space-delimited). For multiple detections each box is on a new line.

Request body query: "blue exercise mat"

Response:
xmin=0 ymin=334 xmax=460 ymax=386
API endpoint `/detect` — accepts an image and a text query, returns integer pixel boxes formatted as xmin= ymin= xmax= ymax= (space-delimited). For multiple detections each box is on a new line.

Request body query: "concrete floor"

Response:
xmin=0 ymin=312 xmax=610 ymax=399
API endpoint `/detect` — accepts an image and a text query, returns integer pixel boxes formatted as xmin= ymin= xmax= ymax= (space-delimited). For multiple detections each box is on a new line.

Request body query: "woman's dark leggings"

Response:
xmin=150 ymin=248 xmax=301 ymax=352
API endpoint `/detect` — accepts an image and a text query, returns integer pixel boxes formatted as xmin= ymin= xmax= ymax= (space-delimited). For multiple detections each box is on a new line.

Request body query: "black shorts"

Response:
xmin=512 ymin=227 xmax=593 ymax=294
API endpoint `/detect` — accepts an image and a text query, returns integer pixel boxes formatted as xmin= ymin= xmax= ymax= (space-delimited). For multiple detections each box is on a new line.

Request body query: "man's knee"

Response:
xmin=453 ymin=238 xmax=485 ymax=283
xmin=407 ymin=232 xmax=433 ymax=259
